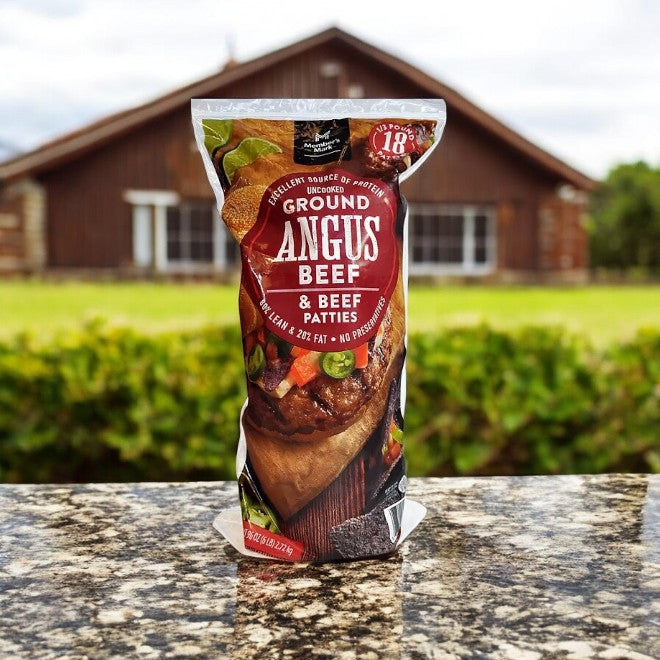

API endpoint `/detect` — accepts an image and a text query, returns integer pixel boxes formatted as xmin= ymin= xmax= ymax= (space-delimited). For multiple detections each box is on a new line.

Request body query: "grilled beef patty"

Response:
xmin=246 ymin=309 xmax=395 ymax=438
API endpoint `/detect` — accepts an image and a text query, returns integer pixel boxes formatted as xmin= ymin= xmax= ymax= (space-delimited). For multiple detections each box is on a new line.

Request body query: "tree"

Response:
xmin=589 ymin=161 xmax=660 ymax=271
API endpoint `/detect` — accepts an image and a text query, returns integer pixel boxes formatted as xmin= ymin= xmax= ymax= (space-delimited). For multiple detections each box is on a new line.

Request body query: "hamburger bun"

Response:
xmin=238 ymin=284 xmax=261 ymax=337
xmin=222 ymin=184 xmax=267 ymax=241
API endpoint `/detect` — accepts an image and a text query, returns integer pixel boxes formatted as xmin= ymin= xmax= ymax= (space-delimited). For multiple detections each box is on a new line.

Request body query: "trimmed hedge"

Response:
xmin=0 ymin=322 xmax=245 ymax=483
xmin=0 ymin=322 xmax=658 ymax=483
xmin=406 ymin=326 xmax=659 ymax=476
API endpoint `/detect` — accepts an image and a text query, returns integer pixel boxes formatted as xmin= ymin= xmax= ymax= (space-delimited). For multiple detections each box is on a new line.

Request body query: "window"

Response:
xmin=165 ymin=201 xmax=239 ymax=271
xmin=124 ymin=189 xmax=179 ymax=271
xmin=166 ymin=203 xmax=214 ymax=263
xmin=124 ymin=190 xmax=238 ymax=272
xmin=408 ymin=204 xmax=496 ymax=275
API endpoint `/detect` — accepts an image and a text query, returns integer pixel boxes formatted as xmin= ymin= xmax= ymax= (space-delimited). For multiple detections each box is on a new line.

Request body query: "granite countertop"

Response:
xmin=0 ymin=475 xmax=658 ymax=658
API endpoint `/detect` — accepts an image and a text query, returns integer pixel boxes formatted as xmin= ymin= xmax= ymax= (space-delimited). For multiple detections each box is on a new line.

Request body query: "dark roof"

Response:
xmin=0 ymin=27 xmax=596 ymax=190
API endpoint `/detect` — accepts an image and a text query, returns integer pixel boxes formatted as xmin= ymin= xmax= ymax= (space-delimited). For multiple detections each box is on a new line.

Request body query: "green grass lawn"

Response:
xmin=1 ymin=281 xmax=658 ymax=345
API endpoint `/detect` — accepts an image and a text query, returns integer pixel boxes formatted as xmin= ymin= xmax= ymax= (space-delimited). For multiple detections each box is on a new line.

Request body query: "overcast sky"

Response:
xmin=1 ymin=0 xmax=659 ymax=178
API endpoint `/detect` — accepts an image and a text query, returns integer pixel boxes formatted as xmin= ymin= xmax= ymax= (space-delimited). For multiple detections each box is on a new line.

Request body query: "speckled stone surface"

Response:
xmin=0 ymin=475 xmax=658 ymax=659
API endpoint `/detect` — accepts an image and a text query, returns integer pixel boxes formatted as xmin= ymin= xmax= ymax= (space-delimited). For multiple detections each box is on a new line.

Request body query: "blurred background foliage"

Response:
xmin=589 ymin=160 xmax=660 ymax=275
xmin=0 ymin=322 xmax=657 ymax=483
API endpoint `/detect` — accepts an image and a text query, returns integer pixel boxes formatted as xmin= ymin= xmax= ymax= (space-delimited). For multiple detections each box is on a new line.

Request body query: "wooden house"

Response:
xmin=0 ymin=27 xmax=596 ymax=280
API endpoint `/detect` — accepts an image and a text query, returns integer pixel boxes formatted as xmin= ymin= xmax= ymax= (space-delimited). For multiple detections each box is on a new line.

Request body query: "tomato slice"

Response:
xmin=354 ymin=343 xmax=369 ymax=369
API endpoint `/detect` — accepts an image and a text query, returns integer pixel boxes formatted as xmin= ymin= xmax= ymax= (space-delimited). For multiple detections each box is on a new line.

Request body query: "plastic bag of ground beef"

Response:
xmin=192 ymin=99 xmax=446 ymax=561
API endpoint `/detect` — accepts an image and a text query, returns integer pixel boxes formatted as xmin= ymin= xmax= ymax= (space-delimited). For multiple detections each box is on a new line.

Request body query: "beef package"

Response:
xmin=192 ymin=99 xmax=446 ymax=561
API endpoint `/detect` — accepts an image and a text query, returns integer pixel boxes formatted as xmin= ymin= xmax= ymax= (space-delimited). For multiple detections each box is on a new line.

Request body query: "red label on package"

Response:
xmin=243 ymin=521 xmax=305 ymax=561
xmin=368 ymin=122 xmax=417 ymax=159
xmin=241 ymin=168 xmax=399 ymax=352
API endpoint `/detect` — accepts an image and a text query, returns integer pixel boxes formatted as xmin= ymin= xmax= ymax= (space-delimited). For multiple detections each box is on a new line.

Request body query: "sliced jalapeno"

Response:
xmin=247 ymin=344 xmax=266 ymax=381
xmin=391 ymin=427 xmax=404 ymax=443
xmin=320 ymin=350 xmax=356 ymax=379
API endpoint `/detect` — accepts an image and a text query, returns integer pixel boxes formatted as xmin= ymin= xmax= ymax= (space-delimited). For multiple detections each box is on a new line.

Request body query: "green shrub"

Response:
xmin=0 ymin=321 xmax=245 ymax=482
xmin=405 ymin=326 xmax=659 ymax=476
xmin=0 ymin=322 xmax=658 ymax=482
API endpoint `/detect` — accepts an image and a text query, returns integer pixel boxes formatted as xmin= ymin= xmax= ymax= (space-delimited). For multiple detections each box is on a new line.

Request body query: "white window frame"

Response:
xmin=408 ymin=203 xmax=497 ymax=276
xmin=131 ymin=204 xmax=153 ymax=268
xmin=124 ymin=190 xmax=179 ymax=272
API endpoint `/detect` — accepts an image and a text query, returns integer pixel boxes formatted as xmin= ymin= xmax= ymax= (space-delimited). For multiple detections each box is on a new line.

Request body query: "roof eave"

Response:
xmin=334 ymin=31 xmax=598 ymax=191
xmin=0 ymin=27 xmax=345 ymax=183
xmin=0 ymin=26 xmax=597 ymax=191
